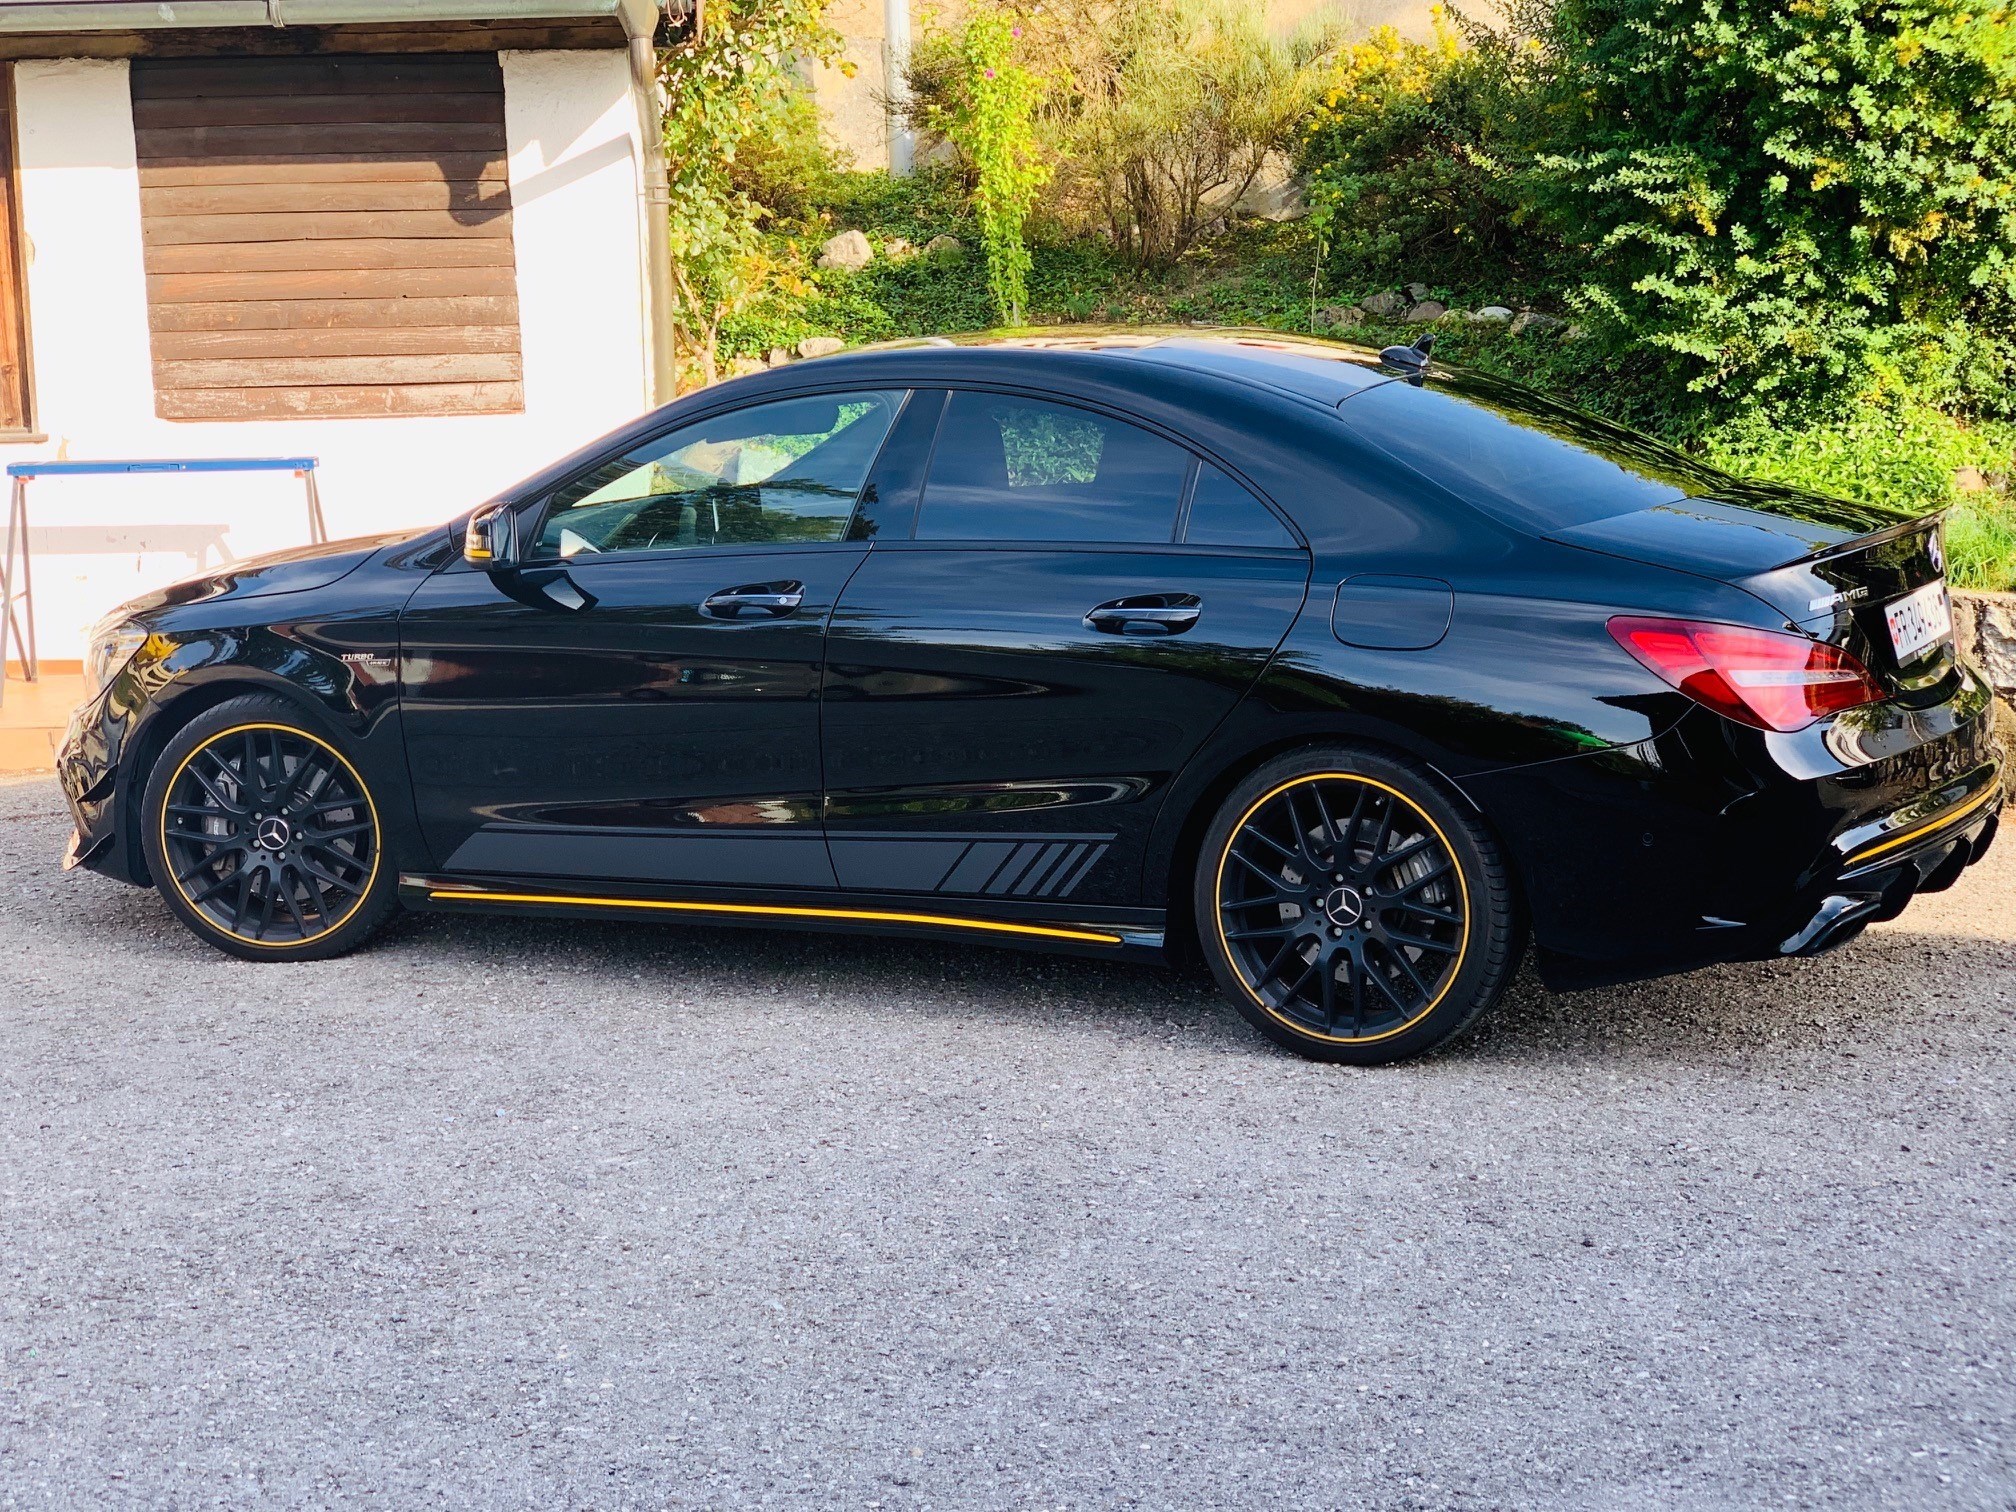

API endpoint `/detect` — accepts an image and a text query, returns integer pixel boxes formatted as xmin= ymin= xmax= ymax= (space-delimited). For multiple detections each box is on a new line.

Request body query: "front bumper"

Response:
xmin=56 ymin=676 xmax=154 ymax=887
xmin=1461 ymin=658 xmax=2005 ymax=989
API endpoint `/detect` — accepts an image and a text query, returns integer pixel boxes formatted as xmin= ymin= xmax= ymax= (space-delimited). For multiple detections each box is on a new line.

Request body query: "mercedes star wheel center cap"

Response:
xmin=1322 ymin=884 xmax=1365 ymax=928
xmin=256 ymin=816 xmax=292 ymax=852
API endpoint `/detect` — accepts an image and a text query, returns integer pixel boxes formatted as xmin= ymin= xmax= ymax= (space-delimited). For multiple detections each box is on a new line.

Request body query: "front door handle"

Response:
xmin=1084 ymin=593 xmax=1203 ymax=636
xmin=701 ymin=580 xmax=805 ymax=620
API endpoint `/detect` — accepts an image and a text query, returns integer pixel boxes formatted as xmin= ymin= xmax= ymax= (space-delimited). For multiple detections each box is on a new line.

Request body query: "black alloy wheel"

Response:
xmin=142 ymin=695 xmax=397 ymax=960
xmin=1196 ymin=746 xmax=1522 ymax=1063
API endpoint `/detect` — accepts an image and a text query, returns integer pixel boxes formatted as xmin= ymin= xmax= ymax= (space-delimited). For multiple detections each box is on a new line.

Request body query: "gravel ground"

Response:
xmin=1 ymin=773 xmax=2013 ymax=1511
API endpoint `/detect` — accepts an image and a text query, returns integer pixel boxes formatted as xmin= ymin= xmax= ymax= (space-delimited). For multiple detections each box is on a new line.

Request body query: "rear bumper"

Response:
xmin=1778 ymin=786 xmax=1998 ymax=957
xmin=1461 ymin=659 xmax=2005 ymax=990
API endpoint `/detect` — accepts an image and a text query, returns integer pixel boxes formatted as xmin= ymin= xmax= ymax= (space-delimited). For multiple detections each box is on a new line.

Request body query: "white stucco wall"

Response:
xmin=2 ymin=50 xmax=654 ymax=661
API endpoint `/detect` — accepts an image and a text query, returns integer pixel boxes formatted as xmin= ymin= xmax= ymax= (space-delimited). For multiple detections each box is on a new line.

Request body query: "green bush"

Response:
xmin=1298 ymin=12 xmax=1535 ymax=287
xmin=656 ymin=0 xmax=842 ymax=387
xmin=1506 ymin=0 xmax=2016 ymax=417
xmin=727 ymin=83 xmax=842 ymax=221
xmin=1058 ymin=0 xmax=1329 ymax=269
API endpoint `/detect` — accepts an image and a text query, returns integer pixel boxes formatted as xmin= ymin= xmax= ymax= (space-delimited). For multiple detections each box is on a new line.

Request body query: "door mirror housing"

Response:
xmin=464 ymin=503 xmax=520 ymax=570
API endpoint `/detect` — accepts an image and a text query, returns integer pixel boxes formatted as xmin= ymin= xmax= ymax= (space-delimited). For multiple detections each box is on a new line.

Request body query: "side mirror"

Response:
xmin=463 ymin=503 xmax=520 ymax=570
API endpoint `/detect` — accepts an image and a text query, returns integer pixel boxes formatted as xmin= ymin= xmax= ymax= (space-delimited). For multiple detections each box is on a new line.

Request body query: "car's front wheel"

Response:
xmin=1195 ymin=745 xmax=1523 ymax=1064
xmin=141 ymin=694 xmax=398 ymax=961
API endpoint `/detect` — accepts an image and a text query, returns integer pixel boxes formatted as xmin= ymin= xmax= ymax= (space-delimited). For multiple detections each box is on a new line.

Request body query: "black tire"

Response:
xmin=1194 ymin=744 xmax=1522 ymax=1064
xmin=140 ymin=693 xmax=399 ymax=962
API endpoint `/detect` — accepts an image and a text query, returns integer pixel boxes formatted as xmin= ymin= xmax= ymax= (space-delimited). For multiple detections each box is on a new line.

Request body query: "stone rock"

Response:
xmin=1473 ymin=305 xmax=1514 ymax=322
xmin=923 ymin=234 xmax=965 ymax=259
xmin=1510 ymin=310 xmax=1565 ymax=336
xmin=797 ymin=336 xmax=846 ymax=359
xmin=1360 ymin=290 xmax=1408 ymax=319
xmin=1955 ymin=466 xmax=1993 ymax=493
xmin=1954 ymin=590 xmax=2016 ymax=717
xmin=1440 ymin=308 xmax=1469 ymax=323
xmin=1236 ymin=177 xmax=1307 ymax=222
xmin=1313 ymin=304 xmax=1366 ymax=331
xmin=817 ymin=229 xmax=874 ymax=271
xmin=1256 ymin=187 xmax=1310 ymax=221
xmin=1403 ymin=299 xmax=1447 ymax=323
xmin=883 ymin=236 xmax=913 ymax=258
xmin=1404 ymin=282 xmax=1432 ymax=302
xmin=766 ymin=347 xmax=793 ymax=368
xmin=1208 ymin=150 xmax=1307 ymax=222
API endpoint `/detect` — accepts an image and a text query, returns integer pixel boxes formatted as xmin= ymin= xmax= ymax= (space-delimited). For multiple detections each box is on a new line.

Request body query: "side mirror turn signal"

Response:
xmin=463 ymin=504 xmax=520 ymax=570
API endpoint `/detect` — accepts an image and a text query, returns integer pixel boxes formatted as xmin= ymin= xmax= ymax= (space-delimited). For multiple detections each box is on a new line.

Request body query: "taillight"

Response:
xmin=1607 ymin=616 xmax=1883 ymax=732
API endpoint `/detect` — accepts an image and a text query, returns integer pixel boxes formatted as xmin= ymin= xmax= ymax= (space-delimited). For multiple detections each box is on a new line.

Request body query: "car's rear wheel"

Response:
xmin=141 ymin=694 xmax=397 ymax=961
xmin=1195 ymin=745 xmax=1522 ymax=1064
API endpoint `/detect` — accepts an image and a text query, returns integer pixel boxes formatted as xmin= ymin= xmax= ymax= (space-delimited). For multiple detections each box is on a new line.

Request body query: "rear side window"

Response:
xmin=1335 ymin=374 xmax=1735 ymax=530
xmin=917 ymin=392 xmax=1191 ymax=543
xmin=1184 ymin=464 xmax=1297 ymax=549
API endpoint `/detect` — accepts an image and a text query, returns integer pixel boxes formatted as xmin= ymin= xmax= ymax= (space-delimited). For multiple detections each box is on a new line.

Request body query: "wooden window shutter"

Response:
xmin=132 ymin=55 xmax=524 ymax=421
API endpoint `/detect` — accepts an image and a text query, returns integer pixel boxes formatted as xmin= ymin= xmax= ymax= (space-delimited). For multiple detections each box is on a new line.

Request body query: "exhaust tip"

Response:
xmin=1781 ymin=892 xmax=1885 ymax=956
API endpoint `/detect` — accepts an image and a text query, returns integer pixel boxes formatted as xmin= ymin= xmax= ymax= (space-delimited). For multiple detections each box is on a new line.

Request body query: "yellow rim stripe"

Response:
xmin=1845 ymin=782 xmax=2000 ymax=865
xmin=1213 ymin=772 xmax=1471 ymax=1046
xmin=160 ymin=721 xmax=382 ymax=950
xmin=425 ymin=889 xmax=1124 ymax=945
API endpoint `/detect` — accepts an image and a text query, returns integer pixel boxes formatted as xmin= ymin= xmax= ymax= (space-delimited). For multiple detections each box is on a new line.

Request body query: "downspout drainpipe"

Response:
xmin=884 ymin=0 xmax=912 ymax=176
xmin=622 ymin=5 xmax=679 ymax=404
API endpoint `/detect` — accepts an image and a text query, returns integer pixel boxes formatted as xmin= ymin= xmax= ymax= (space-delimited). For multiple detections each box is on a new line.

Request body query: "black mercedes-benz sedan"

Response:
xmin=56 ymin=330 xmax=2004 ymax=1063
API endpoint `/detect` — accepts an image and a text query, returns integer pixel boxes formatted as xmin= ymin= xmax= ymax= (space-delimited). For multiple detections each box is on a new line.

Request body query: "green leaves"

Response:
xmin=656 ymin=0 xmax=842 ymax=385
xmin=1299 ymin=13 xmax=1532 ymax=287
xmin=939 ymin=12 xmax=1051 ymax=324
xmin=1513 ymin=0 xmax=2016 ymax=411
xmin=1058 ymin=0 xmax=1327 ymax=270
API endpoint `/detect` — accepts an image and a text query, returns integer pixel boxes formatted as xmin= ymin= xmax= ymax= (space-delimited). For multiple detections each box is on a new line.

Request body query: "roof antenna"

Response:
xmin=1378 ymin=331 xmax=1435 ymax=382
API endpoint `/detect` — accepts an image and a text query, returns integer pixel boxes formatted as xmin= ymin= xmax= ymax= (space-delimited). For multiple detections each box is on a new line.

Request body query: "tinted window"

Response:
xmin=1334 ymin=372 xmax=1741 ymax=530
xmin=535 ymin=390 xmax=903 ymax=558
xmin=917 ymin=392 xmax=1191 ymax=543
xmin=1185 ymin=464 xmax=1297 ymax=548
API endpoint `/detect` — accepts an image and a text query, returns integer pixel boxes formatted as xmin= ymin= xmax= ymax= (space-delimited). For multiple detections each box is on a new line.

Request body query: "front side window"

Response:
xmin=535 ymin=390 xmax=904 ymax=559
xmin=916 ymin=392 xmax=1192 ymax=544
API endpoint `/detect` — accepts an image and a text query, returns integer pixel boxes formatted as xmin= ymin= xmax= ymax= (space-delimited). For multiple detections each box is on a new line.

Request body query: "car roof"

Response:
xmin=835 ymin=326 xmax=1398 ymax=408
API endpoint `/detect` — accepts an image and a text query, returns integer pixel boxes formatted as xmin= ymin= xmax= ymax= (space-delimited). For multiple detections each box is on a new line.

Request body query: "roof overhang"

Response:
xmin=0 ymin=0 xmax=661 ymax=35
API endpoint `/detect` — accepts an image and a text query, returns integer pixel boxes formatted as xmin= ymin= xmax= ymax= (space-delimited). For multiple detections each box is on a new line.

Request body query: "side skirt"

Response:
xmin=398 ymin=872 xmax=1169 ymax=962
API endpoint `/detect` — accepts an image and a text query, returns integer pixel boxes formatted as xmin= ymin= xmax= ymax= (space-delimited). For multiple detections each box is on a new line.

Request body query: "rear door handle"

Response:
xmin=701 ymin=580 xmax=805 ymax=620
xmin=1085 ymin=593 xmax=1203 ymax=636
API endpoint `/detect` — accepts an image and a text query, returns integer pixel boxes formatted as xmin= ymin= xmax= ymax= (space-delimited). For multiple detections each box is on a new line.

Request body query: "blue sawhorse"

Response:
xmin=0 ymin=456 xmax=324 ymax=709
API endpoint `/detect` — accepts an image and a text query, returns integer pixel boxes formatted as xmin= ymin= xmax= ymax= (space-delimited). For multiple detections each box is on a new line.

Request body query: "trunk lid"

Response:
xmin=1547 ymin=484 xmax=1952 ymax=690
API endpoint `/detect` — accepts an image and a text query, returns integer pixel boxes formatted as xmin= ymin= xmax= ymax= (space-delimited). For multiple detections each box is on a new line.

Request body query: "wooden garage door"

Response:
xmin=132 ymin=55 xmax=523 ymax=421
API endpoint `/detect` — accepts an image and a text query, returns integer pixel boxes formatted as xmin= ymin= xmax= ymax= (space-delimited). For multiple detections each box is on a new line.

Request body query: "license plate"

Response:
xmin=1885 ymin=582 xmax=1952 ymax=664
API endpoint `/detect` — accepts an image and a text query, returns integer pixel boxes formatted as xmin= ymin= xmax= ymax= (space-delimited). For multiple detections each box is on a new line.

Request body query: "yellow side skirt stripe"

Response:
xmin=425 ymin=888 xmax=1124 ymax=945
xmin=1845 ymin=783 xmax=2000 ymax=865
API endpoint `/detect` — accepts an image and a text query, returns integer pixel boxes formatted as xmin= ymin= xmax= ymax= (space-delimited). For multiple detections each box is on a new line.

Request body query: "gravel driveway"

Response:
xmin=2 ymin=772 xmax=2012 ymax=1510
